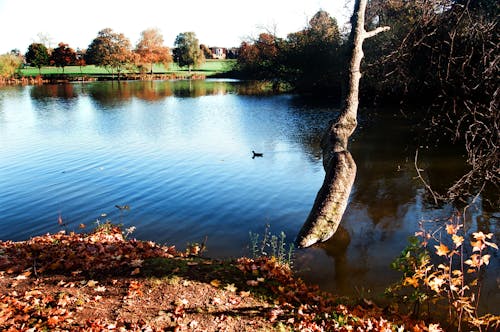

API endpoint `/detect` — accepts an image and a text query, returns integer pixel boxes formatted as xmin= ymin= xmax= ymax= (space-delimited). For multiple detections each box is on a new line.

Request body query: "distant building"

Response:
xmin=209 ymin=47 xmax=226 ymax=59
xmin=226 ymin=47 xmax=239 ymax=59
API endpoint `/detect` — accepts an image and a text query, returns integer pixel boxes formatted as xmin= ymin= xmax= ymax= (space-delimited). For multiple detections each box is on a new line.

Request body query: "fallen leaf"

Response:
xmin=94 ymin=286 xmax=107 ymax=292
xmin=130 ymin=259 xmax=143 ymax=267
xmin=246 ymin=280 xmax=259 ymax=287
xmin=210 ymin=279 xmax=221 ymax=287
xmin=211 ymin=297 xmax=223 ymax=305
xmin=225 ymin=283 xmax=237 ymax=292
xmin=131 ymin=267 xmax=140 ymax=275
xmin=86 ymin=280 xmax=98 ymax=287
xmin=239 ymin=291 xmax=251 ymax=297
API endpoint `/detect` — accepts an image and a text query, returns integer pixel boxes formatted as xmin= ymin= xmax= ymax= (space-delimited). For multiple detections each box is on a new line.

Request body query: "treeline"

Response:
xmin=0 ymin=29 xmax=221 ymax=79
xmin=236 ymin=10 xmax=343 ymax=97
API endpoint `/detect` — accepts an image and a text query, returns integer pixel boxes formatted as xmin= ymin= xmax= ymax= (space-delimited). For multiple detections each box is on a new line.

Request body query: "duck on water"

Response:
xmin=252 ymin=150 xmax=263 ymax=159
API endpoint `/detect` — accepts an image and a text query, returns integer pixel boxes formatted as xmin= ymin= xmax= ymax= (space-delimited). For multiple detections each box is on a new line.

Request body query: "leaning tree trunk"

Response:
xmin=297 ymin=0 xmax=389 ymax=248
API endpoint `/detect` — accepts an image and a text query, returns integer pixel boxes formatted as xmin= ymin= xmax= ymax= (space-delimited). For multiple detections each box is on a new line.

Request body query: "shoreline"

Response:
xmin=0 ymin=225 xmax=435 ymax=331
xmin=0 ymin=73 xmax=211 ymax=85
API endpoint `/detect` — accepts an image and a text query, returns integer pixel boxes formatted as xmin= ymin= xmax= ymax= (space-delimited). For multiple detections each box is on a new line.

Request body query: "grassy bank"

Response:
xmin=0 ymin=224 xmax=433 ymax=331
xmin=18 ymin=60 xmax=236 ymax=80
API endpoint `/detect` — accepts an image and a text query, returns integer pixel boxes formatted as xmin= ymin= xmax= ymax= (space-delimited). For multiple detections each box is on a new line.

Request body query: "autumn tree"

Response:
xmin=25 ymin=43 xmax=50 ymax=75
xmin=236 ymin=12 xmax=342 ymax=95
xmin=50 ymin=42 xmax=77 ymax=73
xmin=75 ymin=49 xmax=86 ymax=75
xmin=134 ymin=28 xmax=172 ymax=74
xmin=173 ymin=32 xmax=205 ymax=71
xmin=200 ymin=44 xmax=212 ymax=59
xmin=236 ymin=33 xmax=282 ymax=79
xmin=0 ymin=53 xmax=22 ymax=79
xmin=85 ymin=28 xmax=132 ymax=78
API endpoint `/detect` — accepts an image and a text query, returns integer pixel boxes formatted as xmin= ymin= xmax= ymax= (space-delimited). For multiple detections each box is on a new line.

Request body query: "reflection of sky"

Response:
xmin=0 ymin=81 xmax=497 ymax=314
xmin=0 ymin=81 xmax=332 ymax=245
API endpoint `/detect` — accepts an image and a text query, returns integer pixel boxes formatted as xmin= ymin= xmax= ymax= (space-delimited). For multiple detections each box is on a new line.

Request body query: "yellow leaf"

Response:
xmin=210 ymin=279 xmax=221 ymax=287
xmin=485 ymin=241 xmax=498 ymax=250
xmin=428 ymin=276 xmax=445 ymax=293
xmin=404 ymin=276 xmax=419 ymax=288
xmin=428 ymin=323 xmax=443 ymax=332
xmin=471 ymin=240 xmax=484 ymax=252
xmin=86 ymin=280 xmax=98 ymax=287
xmin=472 ymin=232 xmax=487 ymax=241
xmin=452 ymin=235 xmax=464 ymax=248
xmin=225 ymin=283 xmax=237 ymax=292
xmin=445 ymin=224 xmax=457 ymax=235
xmin=481 ymin=254 xmax=491 ymax=265
xmin=435 ymin=243 xmax=450 ymax=257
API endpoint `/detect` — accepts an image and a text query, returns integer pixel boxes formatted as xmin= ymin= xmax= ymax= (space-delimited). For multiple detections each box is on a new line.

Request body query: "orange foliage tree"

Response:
xmin=50 ymin=42 xmax=77 ymax=74
xmin=134 ymin=28 xmax=172 ymax=74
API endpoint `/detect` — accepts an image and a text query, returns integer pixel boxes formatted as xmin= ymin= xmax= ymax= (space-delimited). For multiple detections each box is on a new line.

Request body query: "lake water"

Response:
xmin=0 ymin=80 xmax=497 ymax=313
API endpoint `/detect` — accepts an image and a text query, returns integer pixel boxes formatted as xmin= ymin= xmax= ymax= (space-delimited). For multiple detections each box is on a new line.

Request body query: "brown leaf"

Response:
xmin=246 ymin=280 xmax=259 ymax=287
xmin=210 ymin=279 xmax=221 ymax=287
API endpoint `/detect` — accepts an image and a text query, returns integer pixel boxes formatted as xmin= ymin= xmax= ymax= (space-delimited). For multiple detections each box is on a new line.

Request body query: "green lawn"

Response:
xmin=19 ymin=59 xmax=236 ymax=77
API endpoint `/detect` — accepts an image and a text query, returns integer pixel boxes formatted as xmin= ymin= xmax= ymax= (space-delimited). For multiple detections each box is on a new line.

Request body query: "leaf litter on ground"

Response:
xmin=0 ymin=225 xmax=440 ymax=331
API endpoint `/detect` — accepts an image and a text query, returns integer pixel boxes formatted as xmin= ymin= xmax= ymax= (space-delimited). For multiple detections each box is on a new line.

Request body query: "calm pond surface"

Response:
xmin=0 ymin=80 xmax=498 ymax=313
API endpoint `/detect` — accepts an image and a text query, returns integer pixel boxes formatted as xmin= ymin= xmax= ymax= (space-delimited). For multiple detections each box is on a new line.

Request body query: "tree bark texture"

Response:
xmin=297 ymin=0 xmax=389 ymax=248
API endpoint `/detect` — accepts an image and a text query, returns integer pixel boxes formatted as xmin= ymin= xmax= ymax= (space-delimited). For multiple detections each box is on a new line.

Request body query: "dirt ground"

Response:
xmin=0 ymin=225 xmax=439 ymax=331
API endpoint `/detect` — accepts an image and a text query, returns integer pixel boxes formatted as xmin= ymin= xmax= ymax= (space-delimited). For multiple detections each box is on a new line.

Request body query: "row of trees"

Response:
xmin=237 ymin=10 xmax=343 ymax=96
xmin=26 ymin=42 xmax=82 ymax=74
xmin=21 ymin=28 xmax=206 ymax=76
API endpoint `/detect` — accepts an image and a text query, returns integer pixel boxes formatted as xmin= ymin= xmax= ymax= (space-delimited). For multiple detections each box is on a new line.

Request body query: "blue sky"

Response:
xmin=0 ymin=0 xmax=351 ymax=54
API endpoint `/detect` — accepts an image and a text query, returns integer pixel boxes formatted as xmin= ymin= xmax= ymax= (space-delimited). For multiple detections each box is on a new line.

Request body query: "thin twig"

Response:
xmin=414 ymin=149 xmax=441 ymax=205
